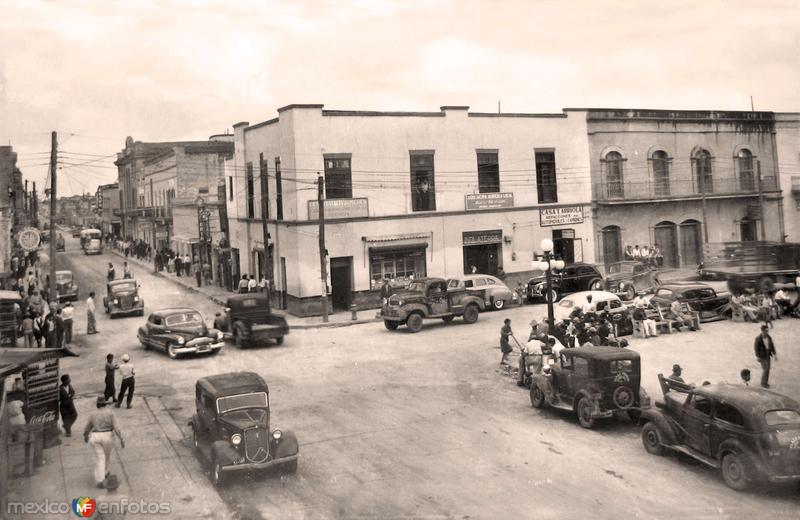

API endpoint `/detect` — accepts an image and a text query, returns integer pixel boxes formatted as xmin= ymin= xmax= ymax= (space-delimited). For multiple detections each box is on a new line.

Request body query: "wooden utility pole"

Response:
xmin=259 ymin=154 xmax=272 ymax=288
xmin=32 ymin=182 xmax=38 ymax=227
xmin=757 ymin=160 xmax=767 ymax=240
xmin=48 ymin=131 xmax=57 ymax=302
xmin=317 ymin=174 xmax=329 ymax=323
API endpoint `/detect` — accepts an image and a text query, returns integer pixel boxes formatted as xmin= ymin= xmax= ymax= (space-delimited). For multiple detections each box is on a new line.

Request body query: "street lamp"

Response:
xmin=535 ymin=238 xmax=566 ymax=328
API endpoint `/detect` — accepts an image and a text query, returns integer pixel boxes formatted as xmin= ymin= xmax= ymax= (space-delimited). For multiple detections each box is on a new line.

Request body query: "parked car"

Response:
xmin=640 ymin=375 xmax=800 ymax=491
xmin=553 ymin=290 xmax=634 ymax=336
xmin=137 ymin=308 xmax=224 ymax=359
xmin=190 ymin=372 xmax=299 ymax=485
xmin=380 ymin=277 xmax=483 ymax=333
xmin=527 ymin=263 xmax=604 ymax=302
xmin=446 ymin=274 xmax=518 ymax=310
xmin=54 ymin=270 xmax=79 ymax=302
xmin=603 ymin=261 xmax=662 ymax=300
xmin=649 ymin=283 xmax=731 ymax=322
xmin=103 ymin=279 xmax=144 ymax=318
xmin=217 ymin=293 xmax=289 ymax=348
xmin=529 ymin=346 xmax=650 ymax=428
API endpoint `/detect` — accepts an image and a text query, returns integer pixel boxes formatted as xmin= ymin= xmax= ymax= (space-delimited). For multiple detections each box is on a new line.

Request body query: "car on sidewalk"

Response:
xmin=639 ymin=375 xmax=800 ymax=491
xmin=216 ymin=293 xmax=289 ymax=348
xmin=446 ymin=274 xmax=519 ymax=310
xmin=553 ymin=290 xmax=634 ymax=336
xmin=603 ymin=261 xmax=662 ymax=300
xmin=137 ymin=308 xmax=224 ymax=359
xmin=529 ymin=346 xmax=650 ymax=428
xmin=103 ymin=279 xmax=144 ymax=318
xmin=54 ymin=270 xmax=79 ymax=302
xmin=379 ymin=277 xmax=483 ymax=333
xmin=649 ymin=283 xmax=731 ymax=322
xmin=190 ymin=371 xmax=299 ymax=485
xmin=526 ymin=263 xmax=604 ymax=303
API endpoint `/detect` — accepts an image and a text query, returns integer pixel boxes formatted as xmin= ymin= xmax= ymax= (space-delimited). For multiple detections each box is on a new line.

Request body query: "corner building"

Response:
xmin=227 ymin=105 xmax=595 ymax=316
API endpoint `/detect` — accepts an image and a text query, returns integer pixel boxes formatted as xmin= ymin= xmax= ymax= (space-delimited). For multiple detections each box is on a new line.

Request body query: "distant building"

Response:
xmin=56 ymin=194 xmax=96 ymax=228
xmin=95 ymin=182 xmax=120 ymax=236
xmin=776 ymin=113 xmax=800 ymax=242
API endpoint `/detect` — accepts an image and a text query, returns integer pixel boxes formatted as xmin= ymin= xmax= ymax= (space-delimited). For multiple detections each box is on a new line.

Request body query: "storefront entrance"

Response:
xmin=654 ymin=221 xmax=678 ymax=268
xmin=552 ymin=229 xmax=575 ymax=264
xmin=330 ymin=257 xmax=353 ymax=310
xmin=462 ymin=230 xmax=503 ymax=275
xmin=679 ymin=220 xmax=702 ymax=267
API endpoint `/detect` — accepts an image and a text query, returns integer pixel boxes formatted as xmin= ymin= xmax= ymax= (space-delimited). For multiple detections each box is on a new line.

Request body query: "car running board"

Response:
xmin=666 ymin=444 xmax=719 ymax=468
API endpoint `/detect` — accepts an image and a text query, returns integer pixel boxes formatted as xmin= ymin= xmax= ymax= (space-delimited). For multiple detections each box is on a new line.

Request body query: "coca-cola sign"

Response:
xmin=29 ymin=410 xmax=56 ymax=425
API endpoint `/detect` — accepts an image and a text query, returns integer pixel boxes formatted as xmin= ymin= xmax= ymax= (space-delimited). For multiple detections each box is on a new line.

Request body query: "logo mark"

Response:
xmin=72 ymin=497 xmax=96 ymax=518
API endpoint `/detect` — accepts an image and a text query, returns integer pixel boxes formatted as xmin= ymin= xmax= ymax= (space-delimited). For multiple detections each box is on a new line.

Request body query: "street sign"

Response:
xmin=18 ymin=227 xmax=41 ymax=251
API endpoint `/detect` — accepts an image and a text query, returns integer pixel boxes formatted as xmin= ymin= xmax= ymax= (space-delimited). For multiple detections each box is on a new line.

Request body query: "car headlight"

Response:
xmin=272 ymin=429 xmax=282 ymax=440
xmin=113 ymin=299 xmax=119 ymax=305
xmin=134 ymin=296 xmax=139 ymax=302
xmin=231 ymin=433 xmax=242 ymax=446
xmin=177 ymin=336 xmax=185 ymax=345
xmin=396 ymin=300 xmax=403 ymax=307
xmin=216 ymin=331 xmax=223 ymax=341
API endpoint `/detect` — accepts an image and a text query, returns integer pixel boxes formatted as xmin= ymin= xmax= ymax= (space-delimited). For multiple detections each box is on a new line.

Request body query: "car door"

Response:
xmin=149 ymin=315 xmax=167 ymax=349
xmin=710 ymin=401 xmax=747 ymax=458
xmin=556 ymin=354 xmax=575 ymax=405
xmin=560 ymin=267 xmax=578 ymax=293
xmin=680 ymin=394 xmax=713 ymax=454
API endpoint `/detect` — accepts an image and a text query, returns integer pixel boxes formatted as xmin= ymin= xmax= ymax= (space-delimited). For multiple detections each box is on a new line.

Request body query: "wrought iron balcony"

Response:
xmin=594 ymin=176 xmax=778 ymax=202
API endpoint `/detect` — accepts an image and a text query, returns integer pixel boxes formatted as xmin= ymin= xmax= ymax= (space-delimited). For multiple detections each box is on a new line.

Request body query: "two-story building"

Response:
xmin=586 ymin=109 xmax=784 ymax=268
xmin=227 ymin=104 xmax=596 ymax=316
xmin=95 ymin=182 xmax=120 ymax=237
xmin=775 ymin=113 xmax=800 ymax=242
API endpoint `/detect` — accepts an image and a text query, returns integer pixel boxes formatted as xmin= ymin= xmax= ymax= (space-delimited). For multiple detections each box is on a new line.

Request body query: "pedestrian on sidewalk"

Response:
xmin=238 ymin=275 xmax=249 ymax=293
xmin=500 ymin=318 xmax=513 ymax=366
xmin=166 ymin=254 xmax=174 ymax=274
xmin=87 ymin=292 xmax=98 ymax=334
xmin=123 ymin=262 xmax=132 ymax=279
xmin=44 ymin=310 xmax=56 ymax=348
xmin=84 ymin=396 xmax=125 ymax=489
xmin=195 ymin=263 xmax=202 ymax=288
xmin=116 ymin=354 xmax=135 ymax=409
xmin=63 ymin=302 xmax=74 ymax=344
xmin=175 ymin=255 xmax=183 ymax=277
xmin=183 ymin=254 xmax=191 ymax=276
xmin=104 ymin=353 xmax=118 ymax=403
xmin=59 ymin=374 xmax=77 ymax=436
xmin=107 ymin=263 xmax=115 ymax=282
xmin=248 ymin=275 xmax=257 ymax=293
xmin=754 ymin=325 xmax=777 ymax=388
xmin=21 ymin=312 xmax=35 ymax=348
xmin=54 ymin=307 xmax=66 ymax=348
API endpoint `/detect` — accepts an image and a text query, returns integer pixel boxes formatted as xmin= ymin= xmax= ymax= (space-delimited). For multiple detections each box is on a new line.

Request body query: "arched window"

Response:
xmin=604 ymin=151 xmax=624 ymax=198
xmin=693 ymin=148 xmax=714 ymax=194
xmin=737 ymin=149 xmax=754 ymax=191
xmin=652 ymin=151 xmax=670 ymax=197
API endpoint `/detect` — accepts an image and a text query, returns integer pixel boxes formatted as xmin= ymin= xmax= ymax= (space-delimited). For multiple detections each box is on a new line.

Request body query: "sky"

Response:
xmin=1 ymin=0 xmax=798 ymax=197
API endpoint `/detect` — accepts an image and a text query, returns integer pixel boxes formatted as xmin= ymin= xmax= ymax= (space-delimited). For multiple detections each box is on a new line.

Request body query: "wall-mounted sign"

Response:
xmin=463 ymin=229 xmax=503 ymax=246
xmin=18 ymin=228 xmax=41 ymax=252
xmin=465 ymin=192 xmax=514 ymax=210
xmin=540 ymin=206 xmax=584 ymax=227
xmin=308 ymin=198 xmax=369 ymax=220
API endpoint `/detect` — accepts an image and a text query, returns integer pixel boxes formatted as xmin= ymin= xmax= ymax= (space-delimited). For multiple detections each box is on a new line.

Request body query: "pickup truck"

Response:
xmin=217 ymin=293 xmax=289 ymax=348
xmin=379 ymin=277 xmax=483 ymax=333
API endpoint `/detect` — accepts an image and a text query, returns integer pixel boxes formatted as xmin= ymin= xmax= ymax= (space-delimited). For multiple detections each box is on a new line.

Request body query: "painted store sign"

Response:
xmin=540 ymin=206 xmax=584 ymax=227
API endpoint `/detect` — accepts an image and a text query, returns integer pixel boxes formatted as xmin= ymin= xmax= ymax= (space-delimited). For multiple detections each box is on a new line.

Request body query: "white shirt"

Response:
xmin=774 ymin=290 xmax=789 ymax=302
xmin=633 ymin=296 xmax=648 ymax=309
xmin=248 ymin=279 xmax=257 ymax=290
xmin=119 ymin=362 xmax=135 ymax=379
xmin=581 ymin=301 xmax=594 ymax=314
xmin=62 ymin=306 xmax=74 ymax=320
xmin=86 ymin=297 xmax=95 ymax=313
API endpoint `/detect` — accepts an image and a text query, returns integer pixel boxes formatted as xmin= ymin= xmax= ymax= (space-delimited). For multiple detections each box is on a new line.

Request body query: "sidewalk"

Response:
xmin=109 ymin=250 xmax=380 ymax=330
xmin=7 ymin=395 xmax=230 ymax=520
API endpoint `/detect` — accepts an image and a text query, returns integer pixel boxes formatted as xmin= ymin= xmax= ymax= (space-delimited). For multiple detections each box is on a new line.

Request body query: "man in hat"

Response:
xmin=104 ymin=354 xmax=118 ymax=403
xmin=84 ymin=396 xmax=125 ymax=488
xmin=754 ymin=325 xmax=777 ymax=388
xmin=116 ymin=354 xmax=135 ymax=408
xmin=59 ymin=374 xmax=77 ymax=436
xmin=668 ymin=364 xmax=685 ymax=383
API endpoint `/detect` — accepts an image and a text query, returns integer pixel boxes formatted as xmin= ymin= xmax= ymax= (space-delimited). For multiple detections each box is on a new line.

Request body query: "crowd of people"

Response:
xmin=623 ymin=244 xmax=663 ymax=268
xmin=11 ymin=267 xmax=76 ymax=349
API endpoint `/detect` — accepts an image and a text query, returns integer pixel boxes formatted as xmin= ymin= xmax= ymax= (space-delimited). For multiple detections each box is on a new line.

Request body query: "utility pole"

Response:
xmin=694 ymin=157 xmax=710 ymax=243
xmin=48 ymin=131 xmax=57 ymax=304
xmin=757 ymin=160 xmax=767 ymax=241
xmin=259 ymin=154 xmax=272 ymax=290
xmin=317 ymin=174 xmax=329 ymax=323
xmin=32 ymin=182 xmax=38 ymax=227
xmin=24 ymin=180 xmax=29 ymax=225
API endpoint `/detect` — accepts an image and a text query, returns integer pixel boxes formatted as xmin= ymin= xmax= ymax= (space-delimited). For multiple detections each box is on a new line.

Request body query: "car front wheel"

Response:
xmin=641 ymin=422 xmax=664 ymax=455
xmin=576 ymin=397 xmax=595 ymax=429
xmin=590 ymin=279 xmax=603 ymax=291
xmin=721 ymin=452 xmax=753 ymax=491
xmin=167 ymin=342 xmax=179 ymax=360
xmin=211 ymin=457 xmax=225 ymax=487
xmin=406 ymin=313 xmax=424 ymax=333
xmin=384 ymin=320 xmax=399 ymax=330
xmin=463 ymin=304 xmax=479 ymax=324
xmin=624 ymin=286 xmax=636 ymax=300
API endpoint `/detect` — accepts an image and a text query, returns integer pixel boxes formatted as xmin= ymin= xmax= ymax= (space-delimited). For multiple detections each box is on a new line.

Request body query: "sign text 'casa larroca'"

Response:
xmin=539 ymin=206 xmax=585 ymax=227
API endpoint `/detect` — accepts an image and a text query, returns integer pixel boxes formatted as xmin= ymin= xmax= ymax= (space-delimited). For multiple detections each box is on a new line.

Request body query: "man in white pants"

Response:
xmin=84 ymin=397 xmax=125 ymax=488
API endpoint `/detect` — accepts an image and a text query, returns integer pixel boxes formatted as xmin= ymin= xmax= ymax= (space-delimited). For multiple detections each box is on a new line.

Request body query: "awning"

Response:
xmin=364 ymin=232 xmax=431 ymax=251
xmin=0 ymin=347 xmax=79 ymax=377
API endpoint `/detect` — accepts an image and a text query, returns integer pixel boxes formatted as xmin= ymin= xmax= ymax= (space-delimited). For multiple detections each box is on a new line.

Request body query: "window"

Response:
xmin=656 ymin=289 xmax=673 ymax=298
xmin=410 ymin=152 xmax=436 ymax=211
xmin=477 ymin=152 xmax=500 ymax=193
xmin=610 ymin=359 xmax=633 ymax=373
xmin=228 ymin=176 xmax=234 ymax=201
xmin=275 ymin=158 xmax=283 ymax=221
xmin=574 ymin=357 xmax=589 ymax=377
xmin=245 ymin=162 xmax=255 ymax=219
xmin=324 ymin=156 xmax=352 ymax=199
xmin=690 ymin=395 xmax=712 ymax=416
xmin=604 ymin=151 xmax=624 ymax=198
xmin=535 ymin=151 xmax=557 ymax=203
xmin=259 ymin=153 xmax=269 ymax=220
xmin=369 ymin=248 xmax=427 ymax=289
xmin=694 ymin=148 xmax=714 ymax=194
xmin=715 ymin=403 xmax=745 ymax=427
xmin=652 ymin=151 xmax=670 ymax=197
xmin=737 ymin=149 xmax=755 ymax=191
xmin=764 ymin=409 xmax=800 ymax=426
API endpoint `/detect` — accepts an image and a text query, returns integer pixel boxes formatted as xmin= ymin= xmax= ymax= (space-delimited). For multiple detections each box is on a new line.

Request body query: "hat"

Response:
xmin=529 ymin=319 xmax=538 ymax=327
xmin=96 ymin=396 xmax=109 ymax=407
xmin=588 ymin=327 xmax=597 ymax=333
xmin=760 ymin=324 xmax=769 ymax=331
xmin=672 ymin=364 xmax=681 ymax=371
xmin=122 ymin=354 xmax=130 ymax=362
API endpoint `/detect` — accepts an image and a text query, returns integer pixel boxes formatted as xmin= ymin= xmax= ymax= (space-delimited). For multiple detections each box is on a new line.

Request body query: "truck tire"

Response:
xmin=530 ymin=384 xmax=545 ymax=408
xmin=721 ymin=452 xmax=754 ymax=491
xmin=384 ymin=320 xmax=399 ymax=331
xmin=576 ymin=397 xmax=595 ymax=429
xmin=406 ymin=313 xmax=424 ymax=333
xmin=462 ymin=304 xmax=479 ymax=324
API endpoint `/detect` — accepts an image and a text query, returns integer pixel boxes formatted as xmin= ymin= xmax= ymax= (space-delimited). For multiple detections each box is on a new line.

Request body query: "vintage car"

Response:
xmin=553 ymin=290 xmax=634 ymax=336
xmin=446 ymin=274 xmax=518 ymax=310
xmin=54 ymin=270 xmax=79 ymax=302
xmin=55 ymin=233 xmax=65 ymax=252
xmin=649 ymin=283 xmax=731 ymax=322
xmin=380 ymin=277 xmax=483 ymax=333
xmin=84 ymin=238 xmax=103 ymax=255
xmin=217 ymin=293 xmax=289 ymax=348
xmin=603 ymin=261 xmax=662 ymax=300
xmin=640 ymin=375 xmax=800 ymax=491
xmin=190 ymin=372 xmax=299 ymax=485
xmin=529 ymin=346 xmax=649 ymax=428
xmin=527 ymin=263 xmax=604 ymax=302
xmin=103 ymin=279 xmax=144 ymax=318
xmin=137 ymin=308 xmax=224 ymax=359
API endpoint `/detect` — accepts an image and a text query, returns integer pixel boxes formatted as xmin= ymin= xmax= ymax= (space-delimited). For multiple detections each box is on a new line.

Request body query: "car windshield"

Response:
xmin=683 ymin=289 xmax=715 ymax=299
xmin=610 ymin=359 xmax=634 ymax=373
xmin=112 ymin=282 xmax=136 ymax=292
xmin=220 ymin=408 xmax=268 ymax=428
xmin=446 ymin=279 xmax=461 ymax=289
xmin=764 ymin=409 xmax=800 ymax=426
xmin=407 ymin=281 xmax=427 ymax=293
xmin=217 ymin=392 xmax=268 ymax=414
xmin=609 ymin=263 xmax=635 ymax=275
xmin=56 ymin=273 xmax=72 ymax=283
xmin=165 ymin=312 xmax=203 ymax=327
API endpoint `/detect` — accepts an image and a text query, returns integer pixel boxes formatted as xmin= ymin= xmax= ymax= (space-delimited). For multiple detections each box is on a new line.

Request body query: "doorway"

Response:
xmin=463 ymin=244 xmax=501 ymax=275
xmin=741 ymin=219 xmax=758 ymax=241
xmin=679 ymin=220 xmax=702 ymax=267
xmin=330 ymin=257 xmax=353 ymax=310
xmin=552 ymin=229 xmax=575 ymax=264
xmin=601 ymin=225 xmax=622 ymax=267
xmin=654 ymin=221 xmax=678 ymax=268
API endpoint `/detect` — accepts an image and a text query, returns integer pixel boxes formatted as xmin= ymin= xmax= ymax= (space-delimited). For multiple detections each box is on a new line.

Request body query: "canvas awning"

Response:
xmin=364 ymin=232 xmax=431 ymax=251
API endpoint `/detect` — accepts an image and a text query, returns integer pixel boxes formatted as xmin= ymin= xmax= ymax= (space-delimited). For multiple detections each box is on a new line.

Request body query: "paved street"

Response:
xmin=46 ymin=236 xmax=800 ymax=520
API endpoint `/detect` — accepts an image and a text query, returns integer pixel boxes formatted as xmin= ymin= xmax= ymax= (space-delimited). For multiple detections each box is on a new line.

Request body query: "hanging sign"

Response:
xmin=18 ymin=228 xmax=41 ymax=251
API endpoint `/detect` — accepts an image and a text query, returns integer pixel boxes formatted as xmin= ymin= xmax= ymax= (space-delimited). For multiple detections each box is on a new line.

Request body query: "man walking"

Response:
xmin=54 ymin=308 xmax=66 ymax=348
xmin=84 ymin=397 xmax=125 ymax=488
xmin=500 ymin=318 xmax=513 ymax=366
xmin=62 ymin=302 xmax=74 ymax=344
xmin=248 ymin=274 xmax=257 ymax=293
xmin=195 ymin=263 xmax=202 ymax=287
xmin=116 ymin=354 xmax=135 ymax=409
xmin=86 ymin=292 xmax=98 ymax=334
xmin=123 ymin=262 xmax=132 ymax=279
xmin=107 ymin=263 xmax=115 ymax=282
xmin=238 ymin=275 xmax=249 ymax=293
xmin=59 ymin=374 xmax=77 ymax=436
xmin=754 ymin=325 xmax=777 ymax=388
xmin=380 ymin=279 xmax=393 ymax=306
xmin=104 ymin=353 xmax=118 ymax=403
xmin=175 ymin=254 xmax=183 ymax=277
xmin=21 ymin=312 xmax=35 ymax=348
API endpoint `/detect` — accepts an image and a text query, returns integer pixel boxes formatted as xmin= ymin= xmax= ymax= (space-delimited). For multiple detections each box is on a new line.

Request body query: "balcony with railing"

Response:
xmin=594 ymin=175 xmax=778 ymax=203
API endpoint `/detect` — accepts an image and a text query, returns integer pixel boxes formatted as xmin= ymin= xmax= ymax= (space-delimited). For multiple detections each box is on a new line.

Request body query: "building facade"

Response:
xmin=56 ymin=194 xmax=97 ymax=228
xmin=776 ymin=113 xmax=800 ymax=241
xmin=586 ymin=109 xmax=784 ymax=268
xmin=95 ymin=182 xmax=120 ymax=236
xmin=227 ymin=105 xmax=596 ymax=316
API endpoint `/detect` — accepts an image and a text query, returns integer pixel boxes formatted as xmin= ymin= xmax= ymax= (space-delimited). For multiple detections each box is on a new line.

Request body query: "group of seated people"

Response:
xmin=730 ymin=289 xmax=797 ymax=325
xmin=624 ymin=244 xmax=663 ymax=268
xmin=631 ymin=292 xmax=698 ymax=338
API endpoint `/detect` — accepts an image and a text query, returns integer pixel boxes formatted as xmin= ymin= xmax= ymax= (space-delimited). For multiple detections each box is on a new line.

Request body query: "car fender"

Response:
xmin=136 ymin=326 xmax=148 ymax=341
xmin=272 ymin=429 xmax=299 ymax=459
xmin=400 ymin=303 xmax=427 ymax=318
xmin=211 ymin=440 xmax=238 ymax=465
xmin=163 ymin=333 xmax=186 ymax=345
xmin=715 ymin=438 xmax=767 ymax=480
xmin=639 ymin=408 xmax=679 ymax=445
xmin=462 ymin=295 xmax=483 ymax=310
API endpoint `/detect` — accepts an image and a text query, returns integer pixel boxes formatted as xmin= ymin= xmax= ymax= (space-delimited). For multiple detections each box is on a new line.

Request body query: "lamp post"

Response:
xmin=535 ymin=238 xmax=566 ymax=329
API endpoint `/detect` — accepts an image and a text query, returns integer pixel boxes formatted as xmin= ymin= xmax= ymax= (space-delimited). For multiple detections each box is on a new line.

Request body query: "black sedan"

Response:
xmin=650 ymin=283 xmax=730 ymax=322
xmin=137 ymin=308 xmax=224 ymax=359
